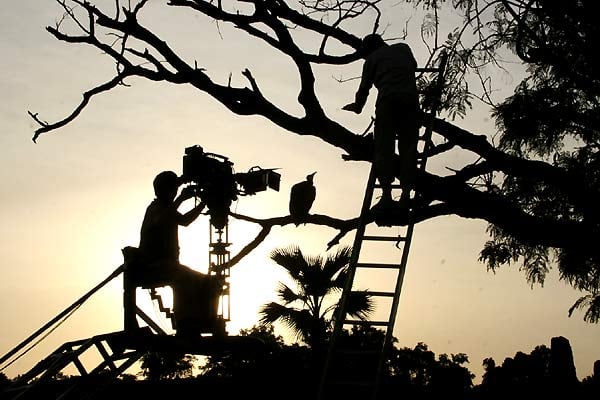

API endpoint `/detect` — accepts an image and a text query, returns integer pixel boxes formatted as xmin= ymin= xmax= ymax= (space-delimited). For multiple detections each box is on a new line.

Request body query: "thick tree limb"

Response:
xmin=229 ymin=212 xmax=359 ymax=268
xmin=431 ymin=117 xmax=595 ymax=207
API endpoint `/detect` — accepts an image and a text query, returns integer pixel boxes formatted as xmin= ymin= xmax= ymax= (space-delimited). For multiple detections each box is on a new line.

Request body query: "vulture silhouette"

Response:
xmin=289 ymin=172 xmax=316 ymax=226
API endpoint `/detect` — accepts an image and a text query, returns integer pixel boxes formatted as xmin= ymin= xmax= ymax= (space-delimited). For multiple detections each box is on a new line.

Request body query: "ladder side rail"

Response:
xmin=334 ymin=167 xmax=378 ymax=327
xmin=384 ymin=51 xmax=448 ymax=348
xmin=384 ymin=227 xmax=415 ymax=327
xmin=418 ymin=52 xmax=448 ymax=174
xmin=370 ymin=224 xmax=415 ymax=400
xmin=318 ymin=166 xmax=377 ymax=399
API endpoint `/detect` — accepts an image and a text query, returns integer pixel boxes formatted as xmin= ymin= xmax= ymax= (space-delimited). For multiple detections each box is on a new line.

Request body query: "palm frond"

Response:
xmin=305 ymin=254 xmax=324 ymax=270
xmin=276 ymin=282 xmax=303 ymax=305
xmin=569 ymin=293 xmax=600 ymax=323
xmin=258 ymin=302 xmax=312 ymax=343
xmin=322 ymin=246 xmax=352 ymax=280
xmin=332 ymin=267 xmax=350 ymax=290
xmin=346 ymin=290 xmax=375 ymax=320
xmin=306 ymin=246 xmax=352 ymax=297
xmin=270 ymin=245 xmax=308 ymax=284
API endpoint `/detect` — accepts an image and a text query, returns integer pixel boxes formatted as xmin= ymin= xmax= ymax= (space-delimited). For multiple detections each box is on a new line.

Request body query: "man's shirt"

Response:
xmin=355 ymin=42 xmax=418 ymax=109
xmin=139 ymin=199 xmax=181 ymax=262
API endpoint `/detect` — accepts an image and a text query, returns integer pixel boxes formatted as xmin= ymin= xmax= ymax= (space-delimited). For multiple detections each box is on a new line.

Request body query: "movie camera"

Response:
xmin=181 ymin=145 xmax=280 ymax=229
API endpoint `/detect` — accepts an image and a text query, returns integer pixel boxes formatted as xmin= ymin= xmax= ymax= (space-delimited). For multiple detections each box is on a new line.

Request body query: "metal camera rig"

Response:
xmin=180 ymin=145 xmax=281 ymax=326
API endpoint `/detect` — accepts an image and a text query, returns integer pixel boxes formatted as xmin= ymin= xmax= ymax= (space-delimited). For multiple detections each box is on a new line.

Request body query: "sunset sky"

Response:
xmin=1 ymin=1 xmax=598 ymax=382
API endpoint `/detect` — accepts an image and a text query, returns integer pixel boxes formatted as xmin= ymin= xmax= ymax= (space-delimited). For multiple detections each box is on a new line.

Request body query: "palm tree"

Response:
xmin=259 ymin=245 xmax=374 ymax=355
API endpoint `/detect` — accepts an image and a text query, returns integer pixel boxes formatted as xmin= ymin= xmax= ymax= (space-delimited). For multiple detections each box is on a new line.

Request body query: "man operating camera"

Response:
xmin=139 ymin=170 xmax=205 ymax=264
xmin=139 ymin=171 xmax=205 ymax=262
xmin=129 ymin=170 xmax=222 ymax=337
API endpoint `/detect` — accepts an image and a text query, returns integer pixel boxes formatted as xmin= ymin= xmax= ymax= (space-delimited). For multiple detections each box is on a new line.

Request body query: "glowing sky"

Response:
xmin=1 ymin=1 xmax=598 ymax=382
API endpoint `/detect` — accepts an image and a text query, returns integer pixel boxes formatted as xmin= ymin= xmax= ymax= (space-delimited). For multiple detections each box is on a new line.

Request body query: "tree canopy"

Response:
xmin=31 ymin=0 xmax=600 ymax=321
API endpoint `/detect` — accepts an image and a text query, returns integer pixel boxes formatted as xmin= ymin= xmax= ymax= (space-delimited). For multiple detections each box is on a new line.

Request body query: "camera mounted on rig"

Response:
xmin=181 ymin=145 xmax=281 ymax=229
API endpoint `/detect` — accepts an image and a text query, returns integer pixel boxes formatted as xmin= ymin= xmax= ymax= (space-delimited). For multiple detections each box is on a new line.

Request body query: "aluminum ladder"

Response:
xmin=318 ymin=55 xmax=447 ymax=400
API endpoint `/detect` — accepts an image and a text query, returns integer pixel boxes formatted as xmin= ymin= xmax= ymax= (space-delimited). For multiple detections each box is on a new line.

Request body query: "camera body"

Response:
xmin=182 ymin=145 xmax=237 ymax=198
xmin=181 ymin=145 xmax=280 ymax=229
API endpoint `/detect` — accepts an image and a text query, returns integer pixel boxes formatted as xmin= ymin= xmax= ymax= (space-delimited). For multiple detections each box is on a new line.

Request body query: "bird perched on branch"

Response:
xmin=289 ymin=172 xmax=316 ymax=226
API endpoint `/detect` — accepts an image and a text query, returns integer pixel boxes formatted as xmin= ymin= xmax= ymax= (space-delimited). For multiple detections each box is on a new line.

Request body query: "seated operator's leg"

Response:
xmin=172 ymin=265 xmax=222 ymax=337
xmin=122 ymin=247 xmax=174 ymax=332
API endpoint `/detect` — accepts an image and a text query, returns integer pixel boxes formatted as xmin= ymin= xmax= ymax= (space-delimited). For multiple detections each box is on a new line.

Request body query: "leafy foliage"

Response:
xmin=139 ymin=352 xmax=197 ymax=382
xmin=428 ymin=0 xmax=600 ymax=321
xmin=477 ymin=344 xmax=565 ymax=398
xmin=388 ymin=341 xmax=474 ymax=396
xmin=198 ymin=324 xmax=307 ymax=378
xmin=0 ymin=372 xmax=10 ymax=389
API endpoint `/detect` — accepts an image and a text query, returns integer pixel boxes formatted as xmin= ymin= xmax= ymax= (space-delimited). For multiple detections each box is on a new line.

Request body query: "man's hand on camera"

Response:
xmin=180 ymin=186 xmax=197 ymax=199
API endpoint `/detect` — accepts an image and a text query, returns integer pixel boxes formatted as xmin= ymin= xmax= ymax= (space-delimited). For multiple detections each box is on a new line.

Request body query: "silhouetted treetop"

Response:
xmin=31 ymin=0 xmax=600 ymax=321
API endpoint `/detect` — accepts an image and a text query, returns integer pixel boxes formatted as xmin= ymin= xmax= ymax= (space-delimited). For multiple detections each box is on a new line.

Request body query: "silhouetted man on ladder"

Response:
xmin=343 ymin=34 xmax=420 ymax=221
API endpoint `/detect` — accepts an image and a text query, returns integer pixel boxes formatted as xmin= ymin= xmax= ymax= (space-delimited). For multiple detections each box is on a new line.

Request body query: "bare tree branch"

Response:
xmin=30 ymin=74 xmax=129 ymax=142
xmin=25 ymin=0 xmax=600 ymax=323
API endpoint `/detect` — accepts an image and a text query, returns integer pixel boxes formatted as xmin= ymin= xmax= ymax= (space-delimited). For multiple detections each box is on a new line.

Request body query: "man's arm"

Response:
xmin=178 ymin=201 xmax=205 ymax=227
xmin=174 ymin=186 xmax=205 ymax=226
xmin=343 ymin=58 xmax=374 ymax=114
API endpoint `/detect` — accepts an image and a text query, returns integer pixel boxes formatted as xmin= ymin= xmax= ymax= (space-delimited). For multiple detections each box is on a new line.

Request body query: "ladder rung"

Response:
xmin=363 ymin=235 xmax=406 ymax=242
xmin=374 ymin=183 xmax=402 ymax=189
xmin=343 ymin=320 xmax=389 ymax=327
xmin=356 ymin=262 xmax=400 ymax=269
xmin=358 ymin=291 xmax=395 ymax=297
